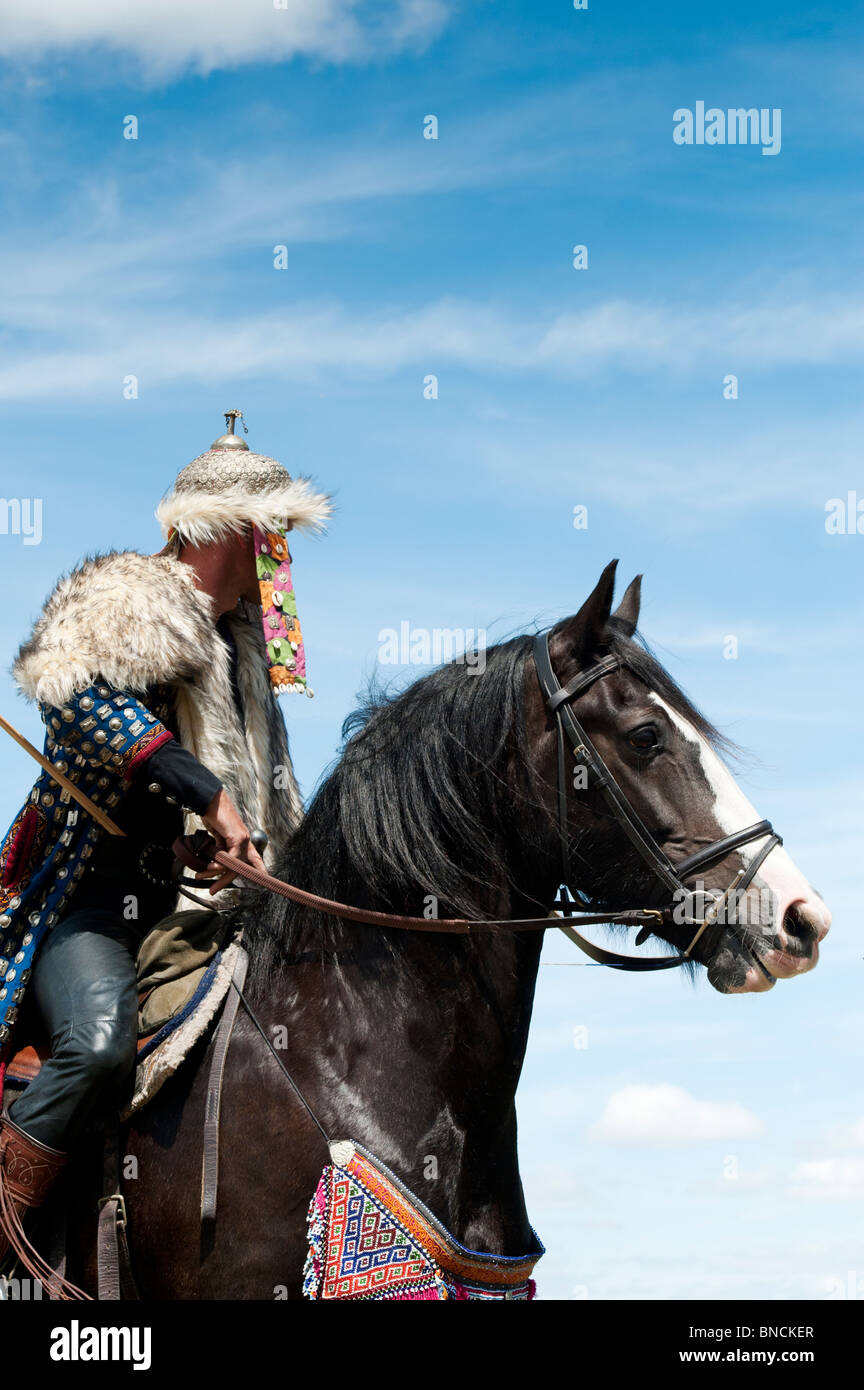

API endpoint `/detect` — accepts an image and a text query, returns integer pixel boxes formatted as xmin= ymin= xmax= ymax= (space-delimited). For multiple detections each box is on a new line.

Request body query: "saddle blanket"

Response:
xmin=304 ymin=1139 xmax=543 ymax=1301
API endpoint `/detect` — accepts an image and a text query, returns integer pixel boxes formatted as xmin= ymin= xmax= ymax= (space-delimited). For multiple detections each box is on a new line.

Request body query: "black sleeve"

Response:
xmin=128 ymin=735 xmax=223 ymax=816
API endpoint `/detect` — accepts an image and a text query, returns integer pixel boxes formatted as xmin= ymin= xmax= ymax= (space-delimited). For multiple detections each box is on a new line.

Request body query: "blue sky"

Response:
xmin=0 ymin=0 xmax=862 ymax=1300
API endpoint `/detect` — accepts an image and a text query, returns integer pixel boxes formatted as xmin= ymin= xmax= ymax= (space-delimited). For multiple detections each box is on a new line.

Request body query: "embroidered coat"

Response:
xmin=0 ymin=549 xmax=303 ymax=1048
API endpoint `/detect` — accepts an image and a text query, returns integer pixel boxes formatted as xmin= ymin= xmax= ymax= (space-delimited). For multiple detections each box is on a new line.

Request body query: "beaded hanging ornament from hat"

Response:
xmin=155 ymin=410 xmax=331 ymax=696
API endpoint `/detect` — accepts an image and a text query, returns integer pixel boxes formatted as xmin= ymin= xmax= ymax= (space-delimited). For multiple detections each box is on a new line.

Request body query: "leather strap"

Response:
xmin=534 ymin=633 xmax=685 ymax=895
xmin=556 ymin=920 xmax=686 ymax=970
xmin=675 ymin=821 xmax=775 ymax=878
xmin=173 ymin=837 xmax=673 ymax=937
xmin=201 ymin=946 xmax=249 ymax=1223
xmin=97 ymin=1123 xmax=138 ymax=1301
xmin=96 ymin=1200 xmax=121 ymax=1302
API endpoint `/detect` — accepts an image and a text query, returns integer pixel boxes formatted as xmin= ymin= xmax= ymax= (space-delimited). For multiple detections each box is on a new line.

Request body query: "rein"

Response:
xmin=172 ymin=836 xmax=670 ymax=937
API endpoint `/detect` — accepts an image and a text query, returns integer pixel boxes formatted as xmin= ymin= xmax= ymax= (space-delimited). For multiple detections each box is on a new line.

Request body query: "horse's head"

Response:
xmin=531 ymin=561 xmax=830 ymax=994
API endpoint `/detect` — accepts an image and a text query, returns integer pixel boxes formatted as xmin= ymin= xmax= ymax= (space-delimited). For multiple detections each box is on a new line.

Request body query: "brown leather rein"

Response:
xmin=172 ymin=833 xmax=669 ymax=937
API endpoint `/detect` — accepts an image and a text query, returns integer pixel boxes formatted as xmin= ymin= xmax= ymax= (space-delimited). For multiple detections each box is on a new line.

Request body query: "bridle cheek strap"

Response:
xmin=533 ymin=632 xmax=782 ymax=972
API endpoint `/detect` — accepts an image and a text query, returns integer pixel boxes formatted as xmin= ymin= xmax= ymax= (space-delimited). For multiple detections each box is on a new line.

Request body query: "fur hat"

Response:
xmin=155 ymin=410 xmax=331 ymax=549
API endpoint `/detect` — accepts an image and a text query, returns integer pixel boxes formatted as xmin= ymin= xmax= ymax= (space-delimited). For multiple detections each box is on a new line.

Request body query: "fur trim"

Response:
xmin=155 ymin=475 xmax=331 ymax=548
xmin=10 ymin=550 xmax=303 ymax=895
xmin=122 ymin=943 xmax=243 ymax=1119
xmin=12 ymin=551 xmax=214 ymax=708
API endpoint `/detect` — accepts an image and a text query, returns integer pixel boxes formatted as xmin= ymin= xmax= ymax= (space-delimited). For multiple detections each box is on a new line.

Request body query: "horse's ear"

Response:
xmin=553 ymin=559 xmax=619 ymax=660
xmin=611 ymin=574 xmax=642 ymax=637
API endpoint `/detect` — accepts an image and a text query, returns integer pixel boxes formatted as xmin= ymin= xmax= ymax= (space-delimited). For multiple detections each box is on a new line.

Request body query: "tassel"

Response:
xmin=0 ymin=1162 xmax=91 ymax=1301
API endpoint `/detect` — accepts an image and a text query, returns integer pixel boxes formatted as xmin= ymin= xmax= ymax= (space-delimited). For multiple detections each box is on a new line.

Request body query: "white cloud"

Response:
xmin=0 ymin=0 xmax=449 ymax=77
xmin=787 ymin=1158 xmax=864 ymax=1201
xmin=588 ymin=1084 xmax=763 ymax=1145
xmin=823 ymin=1118 xmax=864 ymax=1150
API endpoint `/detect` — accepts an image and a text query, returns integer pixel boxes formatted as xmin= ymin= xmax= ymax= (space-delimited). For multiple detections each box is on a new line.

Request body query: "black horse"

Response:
xmin=70 ymin=561 xmax=829 ymax=1298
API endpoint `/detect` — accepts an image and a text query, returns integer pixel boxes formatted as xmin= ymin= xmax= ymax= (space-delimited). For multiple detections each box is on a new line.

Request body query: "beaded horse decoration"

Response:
xmin=303 ymin=1141 xmax=543 ymax=1301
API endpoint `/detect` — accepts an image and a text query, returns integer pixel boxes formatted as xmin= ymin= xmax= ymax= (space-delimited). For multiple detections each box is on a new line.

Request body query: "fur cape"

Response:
xmin=11 ymin=549 xmax=303 ymax=888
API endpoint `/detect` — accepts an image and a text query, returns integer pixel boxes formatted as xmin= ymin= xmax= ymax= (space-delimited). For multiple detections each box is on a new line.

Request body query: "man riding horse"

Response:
xmin=0 ymin=411 xmax=330 ymax=1266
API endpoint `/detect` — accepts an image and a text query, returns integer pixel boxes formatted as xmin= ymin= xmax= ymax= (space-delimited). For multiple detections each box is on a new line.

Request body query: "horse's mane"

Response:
xmin=237 ymin=621 xmax=730 ymax=992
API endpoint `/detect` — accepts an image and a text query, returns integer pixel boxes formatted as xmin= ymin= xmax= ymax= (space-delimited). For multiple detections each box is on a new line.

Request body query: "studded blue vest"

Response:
xmin=0 ymin=682 xmax=173 ymax=1048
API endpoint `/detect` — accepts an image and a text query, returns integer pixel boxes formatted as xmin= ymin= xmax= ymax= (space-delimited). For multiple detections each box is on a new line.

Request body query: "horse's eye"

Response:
xmin=628 ymin=725 xmax=659 ymax=752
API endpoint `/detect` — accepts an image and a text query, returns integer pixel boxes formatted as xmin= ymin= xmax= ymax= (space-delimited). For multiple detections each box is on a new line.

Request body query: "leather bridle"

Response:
xmin=169 ymin=631 xmax=782 ymax=976
xmin=533 ymin=631 xmax=782 ymax=971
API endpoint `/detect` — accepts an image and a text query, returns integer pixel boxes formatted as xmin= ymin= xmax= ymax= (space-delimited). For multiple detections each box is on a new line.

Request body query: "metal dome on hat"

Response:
xmin=211 ymin=408 xmax=250 ymax=452
xmin=155 ymin=407 xmax=332 ymax=548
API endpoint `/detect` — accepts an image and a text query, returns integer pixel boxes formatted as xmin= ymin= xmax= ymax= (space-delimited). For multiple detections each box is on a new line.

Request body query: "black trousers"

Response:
xmin=7 ymin=865 xmax=175 ymax=1151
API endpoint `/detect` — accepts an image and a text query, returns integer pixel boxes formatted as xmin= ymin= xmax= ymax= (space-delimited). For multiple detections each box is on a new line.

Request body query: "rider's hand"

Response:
xmin=197 ymin=788 xmax=267 ymax=895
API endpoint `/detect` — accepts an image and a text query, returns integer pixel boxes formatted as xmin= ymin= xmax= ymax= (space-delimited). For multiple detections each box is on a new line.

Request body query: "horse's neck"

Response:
xmin=272 ymin=878 xmax=546 ymax=1254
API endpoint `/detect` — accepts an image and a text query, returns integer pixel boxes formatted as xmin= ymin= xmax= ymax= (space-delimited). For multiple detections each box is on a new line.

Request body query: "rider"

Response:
xmin=0 ymin=411 xmax=330 ymax=1263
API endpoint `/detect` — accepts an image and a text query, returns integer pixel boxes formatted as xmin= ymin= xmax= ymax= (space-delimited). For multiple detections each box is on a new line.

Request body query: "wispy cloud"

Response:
xmin=5 ymin=292 xmax=864 ymax=404
xmin=477 ymin=416 xmax=864 ymax=513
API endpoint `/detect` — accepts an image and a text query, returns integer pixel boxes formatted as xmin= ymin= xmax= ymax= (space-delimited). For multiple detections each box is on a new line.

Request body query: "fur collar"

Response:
xmin=10 ymin=549 xmax=303 ymax=872
xmin=12 ymin=549 xmax=219 ymax=708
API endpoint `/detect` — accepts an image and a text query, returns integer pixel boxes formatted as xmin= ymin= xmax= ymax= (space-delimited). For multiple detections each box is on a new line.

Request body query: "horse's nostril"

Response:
xmin=782 ymin=903 xmax=820 ymax=949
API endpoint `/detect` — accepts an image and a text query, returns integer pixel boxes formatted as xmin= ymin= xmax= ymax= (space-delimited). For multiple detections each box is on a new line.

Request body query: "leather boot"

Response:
xmin=0 ymin=1113 xmax=67 ymax=1266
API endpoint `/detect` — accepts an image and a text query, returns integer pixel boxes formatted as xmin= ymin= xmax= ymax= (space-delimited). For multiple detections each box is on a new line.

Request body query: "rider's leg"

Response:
xmin=0 ymin=906 xmax=140 ymax=1271
xmin=5 ymin=906 xmax=140 ymax=1149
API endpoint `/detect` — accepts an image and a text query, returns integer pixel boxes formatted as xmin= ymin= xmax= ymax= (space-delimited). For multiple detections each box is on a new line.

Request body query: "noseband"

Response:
xmin=533 ymin=632 xmax=782 ymax=972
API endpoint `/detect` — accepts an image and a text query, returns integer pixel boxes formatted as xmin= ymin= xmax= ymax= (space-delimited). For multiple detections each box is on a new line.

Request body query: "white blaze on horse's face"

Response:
xmin=649 ymin=695 xmax=831 ymax=993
